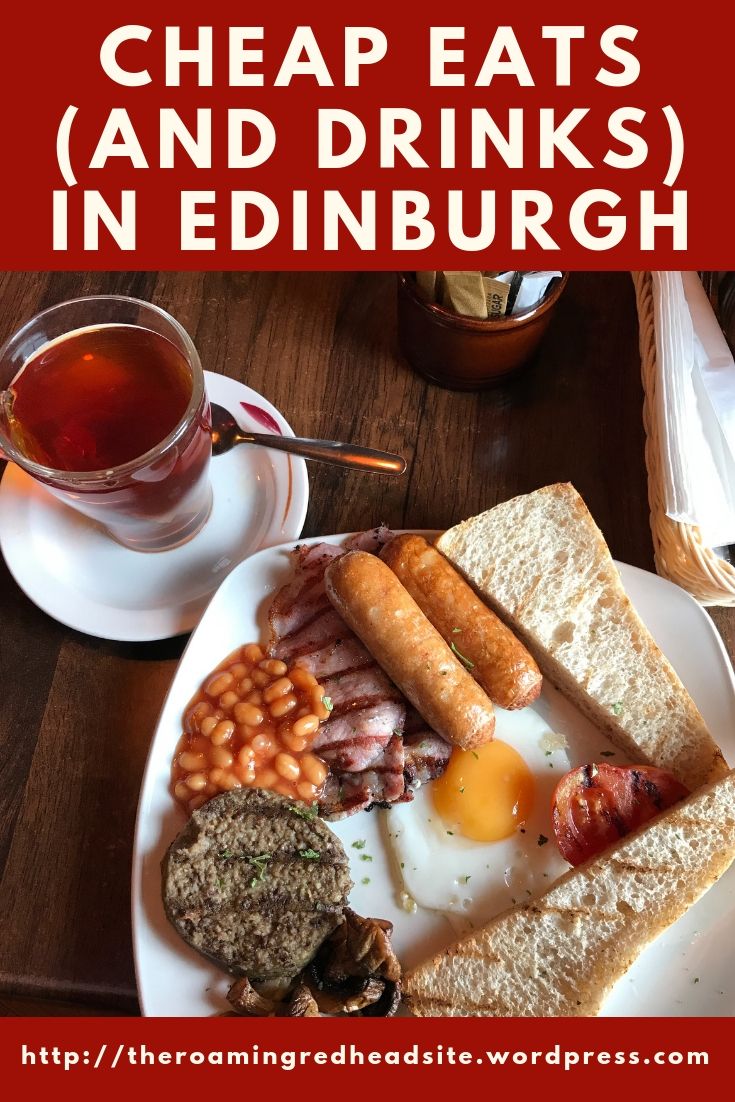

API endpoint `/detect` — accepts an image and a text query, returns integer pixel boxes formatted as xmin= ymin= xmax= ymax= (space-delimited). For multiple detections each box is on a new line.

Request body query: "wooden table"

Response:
xmin=1 ymin=270 xmax=732 ymax=1017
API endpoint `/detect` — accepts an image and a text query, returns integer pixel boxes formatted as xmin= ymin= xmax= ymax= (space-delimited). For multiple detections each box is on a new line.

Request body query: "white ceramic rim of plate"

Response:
xmin=132 ymin=531 xmax=735 ymax=1016
xmin=0 ymin=372 xmax=309 ymax=642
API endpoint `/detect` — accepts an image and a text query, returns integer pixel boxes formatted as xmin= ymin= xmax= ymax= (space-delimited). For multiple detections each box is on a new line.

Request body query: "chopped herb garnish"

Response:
xmin=361 ymin=877 xmax=371 ymax=885
xmin=299 ymin=849 xmax=321 ymax=860
xmin=247 ymin=853 xmax=271 ymax=888
xmin=352 ymin=839 xmax=367 ymax=850
xmin=611 ymin=701 xmax=623 ymax=716
xmin=693 ymin=977 xmax=700 ymax=984
xmin=450 ymin=641 xmax=475 ymax=670
xmin=451 ymin=627 xmax=462 ymax=634
xmin=600 ymin=750 xmax=616 ymax=757
xmin=322 ymin=696 xmax=334 ymax=713
xmin=392 ymin=728 xmax=403 ymax=737
xmin=289 ymin=803 xmax=318 ymax=820
xmin=538 ymin=834 xmax=549 ymax=846
xmin=461 ymin=875 xmax=471 ymax=884
xmin=459 ymin=786 xmax=465 ymax=794
xmin=446 ymin=830 xmax=454 ymax=836
xmin=220 ymin=848 xmax=274 ymax=889
xmin=400 ymin=862 xmax=405 ymax=869
xmin=360 ymin=854 xmax=373 ymax=862
xmin=471 ymin=751 xmax=479 ymax=761
xmin=544 ymin=750 xmax=552 ymax=757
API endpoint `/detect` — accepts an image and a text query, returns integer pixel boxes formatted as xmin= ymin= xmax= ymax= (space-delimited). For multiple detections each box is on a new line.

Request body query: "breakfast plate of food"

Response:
xmin=132 ymin=485 xmax=735 ymax=1017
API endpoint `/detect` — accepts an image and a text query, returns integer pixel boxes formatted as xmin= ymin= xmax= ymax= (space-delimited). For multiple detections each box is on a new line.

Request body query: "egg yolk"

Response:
xmin=432 ymin=740 xmax=535 ymax=842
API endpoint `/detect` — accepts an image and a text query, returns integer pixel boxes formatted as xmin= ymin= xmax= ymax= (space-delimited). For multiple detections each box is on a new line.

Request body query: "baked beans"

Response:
xmin=172 ymin=644 xmax=330 ymax=816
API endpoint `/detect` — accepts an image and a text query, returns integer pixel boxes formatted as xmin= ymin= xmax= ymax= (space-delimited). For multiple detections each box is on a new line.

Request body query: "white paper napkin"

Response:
xmin=652 ymin=271 xmax=735 ymax=548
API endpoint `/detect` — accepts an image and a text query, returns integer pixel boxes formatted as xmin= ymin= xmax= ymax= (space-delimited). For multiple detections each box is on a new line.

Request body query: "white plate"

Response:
xmin=132 ymin=533 xmax=735 ymax=1016
xmin=0 ymin=372 xmax=308 ymax=641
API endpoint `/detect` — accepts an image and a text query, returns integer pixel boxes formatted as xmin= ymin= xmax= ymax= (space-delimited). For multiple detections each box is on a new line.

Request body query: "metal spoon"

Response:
xmin=210 ymin=401 xmax=406 ymax=475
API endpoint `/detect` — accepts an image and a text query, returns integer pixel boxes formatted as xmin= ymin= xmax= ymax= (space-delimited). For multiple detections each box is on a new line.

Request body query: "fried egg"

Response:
xmin=386 ymin=706 xmax=571 ymax=929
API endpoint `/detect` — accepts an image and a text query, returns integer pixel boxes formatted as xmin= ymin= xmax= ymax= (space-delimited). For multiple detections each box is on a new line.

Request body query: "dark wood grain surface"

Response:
xmin=0 ymin=270 xmax=732 ymax=1016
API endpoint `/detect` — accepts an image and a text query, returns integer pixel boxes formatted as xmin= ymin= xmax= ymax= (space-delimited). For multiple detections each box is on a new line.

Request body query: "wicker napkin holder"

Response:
xmin=632 ymin=270 xmax=735 ymax=606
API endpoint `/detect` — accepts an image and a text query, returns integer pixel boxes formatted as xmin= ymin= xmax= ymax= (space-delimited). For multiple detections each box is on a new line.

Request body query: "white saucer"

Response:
xmin=0 ymin=372 xmax=308 ymax=642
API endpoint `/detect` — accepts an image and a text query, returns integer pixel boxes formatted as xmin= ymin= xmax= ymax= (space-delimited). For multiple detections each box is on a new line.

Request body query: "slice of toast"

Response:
xmin=436 ymin=484 xmax=728 ymax=791
xmin=404 ymin=769 xmax=735 ymax=1016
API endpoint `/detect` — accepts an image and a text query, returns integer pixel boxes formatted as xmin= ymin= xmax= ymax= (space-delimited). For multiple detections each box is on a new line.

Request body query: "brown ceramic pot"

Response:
xmin=397 ymin=272 xmax=569 ymax=390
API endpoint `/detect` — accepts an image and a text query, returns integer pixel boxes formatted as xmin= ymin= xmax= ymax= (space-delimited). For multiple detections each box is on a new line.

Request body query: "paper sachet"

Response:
xmin=414 ymin=271 xmax=562 ymax=320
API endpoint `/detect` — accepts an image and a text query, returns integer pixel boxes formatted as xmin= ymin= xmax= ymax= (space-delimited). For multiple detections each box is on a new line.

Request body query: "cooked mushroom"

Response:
xmin=308 ymin=909 xmax=402 ymax=1015
xmin=343 ymin=977 xmax=385 ymax=1013
xmin=288 ymin=982 xmax=321 ymax=1017
xmin=256 ymin=977 xmax=295 ymax=1002
xmin=227 ymin=977 xmax=277 ymax=1016
xmin=359 ymin=980 xmax=401 ymax=1017
xmin=312 ymin=909 xmax=401 ymax=989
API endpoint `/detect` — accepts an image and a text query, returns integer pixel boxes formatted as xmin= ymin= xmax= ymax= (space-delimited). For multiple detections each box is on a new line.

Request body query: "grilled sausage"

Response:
xmin=325 ymin=551 xmax=495 ymax=750
xmin=380 ymin=534 xmax=542 ymax=710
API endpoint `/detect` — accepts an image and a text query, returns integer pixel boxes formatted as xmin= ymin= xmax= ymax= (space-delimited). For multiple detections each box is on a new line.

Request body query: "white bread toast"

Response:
xmin=436 ymin=484 xmax=728 ymax=791
xmin=404 ymin=768 xmax=735 ymax=1016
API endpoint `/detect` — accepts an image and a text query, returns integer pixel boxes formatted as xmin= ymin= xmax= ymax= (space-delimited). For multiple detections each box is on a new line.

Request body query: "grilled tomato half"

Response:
xmin=552 ymin=763 xmax=689 ymax=866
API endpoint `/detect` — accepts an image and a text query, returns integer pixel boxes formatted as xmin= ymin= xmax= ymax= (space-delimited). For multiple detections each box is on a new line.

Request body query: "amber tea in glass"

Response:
xmin=0 ymin=297 xmax=212 ymax=552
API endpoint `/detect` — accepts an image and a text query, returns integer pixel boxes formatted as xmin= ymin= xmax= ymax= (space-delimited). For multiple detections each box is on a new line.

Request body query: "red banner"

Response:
xmin=1 ymin=2 xmax=733 ymax=268
xmin=0 ymin=1015 xmax=730 ymax=1094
